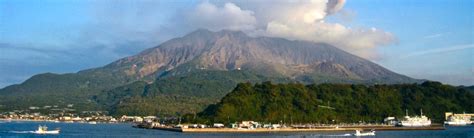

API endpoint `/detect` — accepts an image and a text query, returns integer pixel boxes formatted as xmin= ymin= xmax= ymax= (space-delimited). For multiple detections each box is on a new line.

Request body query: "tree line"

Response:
xmin=192 ymin=81 xmax=473 ymax=124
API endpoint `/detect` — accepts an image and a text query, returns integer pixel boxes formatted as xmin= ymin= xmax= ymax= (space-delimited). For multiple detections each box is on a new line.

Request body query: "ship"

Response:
xmin=444 ymin=113 xmax=472 ymax=126
xmin=353 ymin=129 xmax=376 ymax=136
xmin=33 ymin=125 xmax=60 ymax=134
xmin=398 ymin=109 xmax=431 ymax=127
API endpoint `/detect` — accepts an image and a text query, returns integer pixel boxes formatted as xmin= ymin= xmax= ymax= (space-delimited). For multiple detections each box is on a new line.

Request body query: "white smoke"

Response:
xmin=186 ymin=2 xmax=257 ymax=31
xmin=326 ymin=0 xmax=346 ymax=14
xmin=184 ymin=0 xmax=396 ymax=60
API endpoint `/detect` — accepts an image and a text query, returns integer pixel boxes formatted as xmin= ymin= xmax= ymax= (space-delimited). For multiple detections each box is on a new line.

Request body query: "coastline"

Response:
xmin=1 ymin=121 xmax=470 ymax=137
xmin=146 ymin=125 xmax=446 ymax=133
xmin=0 ymin=119 xmax=121 ymax=124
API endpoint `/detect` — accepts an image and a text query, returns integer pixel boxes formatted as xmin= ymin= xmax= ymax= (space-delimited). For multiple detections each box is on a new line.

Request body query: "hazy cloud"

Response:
xmin=401 ymin=44 xmax=474 ymax=59
xmin=423 ymin=33 xmax=443 ymax=39
xmin=423 ymin=32 xmax=451 ymax=39
xmin=414 ymin=73 xmax=474 ymax=86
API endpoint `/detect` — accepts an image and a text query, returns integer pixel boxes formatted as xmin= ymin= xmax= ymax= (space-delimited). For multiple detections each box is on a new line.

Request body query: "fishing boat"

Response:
xmin=398 ymin=109 xmax=431 ymax=127
xmin=33 ymin=125 xmax=60 ymax=134
xmin=353 ymin=129 xmax=375 ymax=136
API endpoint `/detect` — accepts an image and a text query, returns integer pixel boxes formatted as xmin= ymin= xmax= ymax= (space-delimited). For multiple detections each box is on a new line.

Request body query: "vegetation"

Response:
xmin=94 ymin=69 xmax=292 ymax=116
xmin=0 ymin=73 xmax=116 ymax=112
xmin=1 ymin=68 xmax=471 ymax=121
xmin=463 ymin=86 xmax=474 ymax=94
xmin=196 ymin=81 xmax=474 ymax=124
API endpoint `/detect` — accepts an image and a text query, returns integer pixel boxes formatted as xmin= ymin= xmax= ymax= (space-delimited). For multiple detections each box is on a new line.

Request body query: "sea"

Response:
xmin=0 ymin=121 xmax=472 ymax=138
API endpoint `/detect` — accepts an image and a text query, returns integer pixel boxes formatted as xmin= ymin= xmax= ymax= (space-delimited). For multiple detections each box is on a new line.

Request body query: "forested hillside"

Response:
xmin=197 ymin=81 xmax=473 ymax=124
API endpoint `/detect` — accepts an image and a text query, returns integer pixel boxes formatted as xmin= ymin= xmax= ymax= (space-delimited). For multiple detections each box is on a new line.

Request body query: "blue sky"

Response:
xmin=0 ymin=0 xmax=473 ymax=88
xmin=343 ymin=0 xmax=473 ymax=85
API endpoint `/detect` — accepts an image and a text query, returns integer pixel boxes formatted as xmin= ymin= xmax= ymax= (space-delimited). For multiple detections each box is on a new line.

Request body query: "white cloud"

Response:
xmin=423 ymin=33 xmax=443 ymax=39
xmin=186 ymin=2 xmax=257 ymax=31
xmin=185 ymin=0 xmax=396 ymax=60
xmin=265 ymin=21 xmax=395 ymax=60
xmin=423 ymin=32 xmax=450 ymax=39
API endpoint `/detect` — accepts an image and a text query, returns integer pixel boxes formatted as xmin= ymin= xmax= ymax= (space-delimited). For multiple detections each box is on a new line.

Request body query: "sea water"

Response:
xmin=0 ymin=121 xmax=472 ymax=138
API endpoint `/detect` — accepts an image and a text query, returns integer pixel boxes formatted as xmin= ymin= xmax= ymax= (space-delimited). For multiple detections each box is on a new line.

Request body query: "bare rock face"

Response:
xmin=92 ymin=29 xmax=413 ymax=83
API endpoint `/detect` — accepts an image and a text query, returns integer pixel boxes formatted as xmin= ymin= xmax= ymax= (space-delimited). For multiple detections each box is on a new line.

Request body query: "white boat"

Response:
xmin=353 ymin=129 xmax=375 ymax=136
xmin=33 ymin=125 xmax=60 ymax=134
xmin=444 ymin=114 xmax=471 ymax=126
xmin=88 ymin=121 xmax=97 ymax=124
xmin=399 ymin=109 xmax=431 ymax=127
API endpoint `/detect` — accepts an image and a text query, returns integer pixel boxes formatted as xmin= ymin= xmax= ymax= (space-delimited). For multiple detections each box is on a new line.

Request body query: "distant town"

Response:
xmin=0 ymin=104 xmax=154 ymax=124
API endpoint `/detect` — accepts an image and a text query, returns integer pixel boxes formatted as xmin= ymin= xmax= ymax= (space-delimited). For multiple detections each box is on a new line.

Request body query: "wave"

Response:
xmin=9 ymin=131 xmax=34 ymax=134
xmin=305 ymin=133 xmax=352 ymax=137
xmin=324 ymin=134 xmax=352 ymax=136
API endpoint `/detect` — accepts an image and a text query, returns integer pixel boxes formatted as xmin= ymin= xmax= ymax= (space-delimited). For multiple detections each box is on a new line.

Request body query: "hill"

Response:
xmin=464 ymin=86 xmax=474 ymax=94
xmin=197 ymin=81 xmax=473 ymax=123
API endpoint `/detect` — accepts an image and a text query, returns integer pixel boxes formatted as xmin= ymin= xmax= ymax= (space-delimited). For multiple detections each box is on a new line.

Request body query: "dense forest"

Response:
xmin=195 ymin=81 xmax=473 ymax=124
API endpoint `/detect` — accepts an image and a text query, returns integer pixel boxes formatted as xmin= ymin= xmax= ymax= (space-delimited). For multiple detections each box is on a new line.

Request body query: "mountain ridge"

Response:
xmin=88 ymin=29 xmax=416 ymax=83
xmin=0 ymin=29 xmax=420 ymax=115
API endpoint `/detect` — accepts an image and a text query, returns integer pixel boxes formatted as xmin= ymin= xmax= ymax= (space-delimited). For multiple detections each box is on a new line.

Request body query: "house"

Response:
xmin=271 ymin=124 xmax=281 ymax=129
xmin=239 ymin=121 xmax=261 ymax=129
xmin=143 ymin=116 xmax=157 ymax=123
xmin=231 ymin=123 xmax=238 ymax=128
xmin=384 ymin=117 xmax=398 ymax=125
xmin=120 ymin=115 xmax=143 ymax=122
xmin=60 ymin=116 xmax=72 ymax=121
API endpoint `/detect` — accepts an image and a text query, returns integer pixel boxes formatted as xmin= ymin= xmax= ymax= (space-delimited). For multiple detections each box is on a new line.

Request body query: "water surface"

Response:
xmin=0 ymin=121 xmax=472 ymax=138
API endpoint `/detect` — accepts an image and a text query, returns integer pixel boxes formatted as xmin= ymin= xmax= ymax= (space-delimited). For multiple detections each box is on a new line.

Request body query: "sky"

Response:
xmin=0 ymin=0 xmax=473 ymax=88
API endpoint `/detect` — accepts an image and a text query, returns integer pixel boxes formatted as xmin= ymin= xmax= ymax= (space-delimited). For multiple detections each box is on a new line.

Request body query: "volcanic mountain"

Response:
xmin=0 ymin=29 xmax=418 ymax=115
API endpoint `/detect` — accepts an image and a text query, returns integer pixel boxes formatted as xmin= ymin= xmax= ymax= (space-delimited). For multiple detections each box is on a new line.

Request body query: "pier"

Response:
xmin=146 ymin=125 xmax=445 ymax=133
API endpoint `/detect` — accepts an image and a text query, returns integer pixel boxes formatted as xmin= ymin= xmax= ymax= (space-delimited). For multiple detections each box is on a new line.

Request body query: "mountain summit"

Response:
xmin=90 ymin=29 xmax=414 ymax=83
xmin=0 ymin=29 xmax=417 ymax=115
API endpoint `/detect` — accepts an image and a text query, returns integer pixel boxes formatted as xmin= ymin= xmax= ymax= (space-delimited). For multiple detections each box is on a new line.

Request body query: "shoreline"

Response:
xmin=1 ymin=119 xmax=449 ymax=133
xmin=147 ymin=125 xmax=446 ymax=133
xmin=0 ymin=119 xmax=121 ymax=124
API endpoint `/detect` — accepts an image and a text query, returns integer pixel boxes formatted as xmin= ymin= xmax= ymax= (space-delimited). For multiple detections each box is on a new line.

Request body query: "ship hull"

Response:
xmin=444 ymin=121 xmax=469 ymax=126
xmin=400 ymin=121 xmax=431 ymax=127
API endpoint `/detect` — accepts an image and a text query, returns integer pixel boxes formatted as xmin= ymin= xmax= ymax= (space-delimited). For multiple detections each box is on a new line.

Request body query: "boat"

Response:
xmin=88 ymin=121 xmax=97 ymax=124
xmin=444 ymin=114 xmax=471 ymax=126
xmin=353 ymin=129 xmax=375 ymax=136
xmin=33 ymin=125 xmax=60 ymax=134
xmin=398 ymin=109 xmax=431 ymax=127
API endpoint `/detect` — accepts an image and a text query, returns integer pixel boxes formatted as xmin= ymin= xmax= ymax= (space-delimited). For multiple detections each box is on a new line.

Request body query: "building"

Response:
xmin=384 ymin=117 xmax=398 ymax=125
xmin=239 ymin=121 xmax=261 ymax=129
